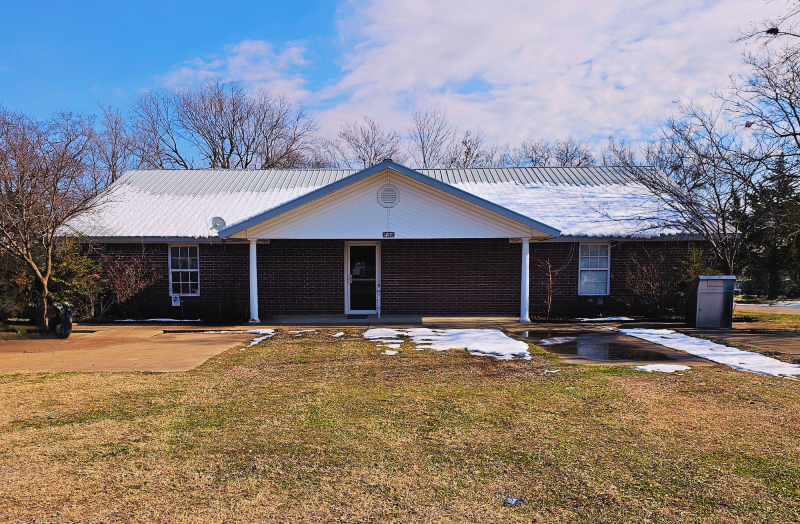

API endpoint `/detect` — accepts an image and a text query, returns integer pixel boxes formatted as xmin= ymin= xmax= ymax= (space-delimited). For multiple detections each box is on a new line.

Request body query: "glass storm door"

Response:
xmin=347 ymin=244 xmax=378 ymax=313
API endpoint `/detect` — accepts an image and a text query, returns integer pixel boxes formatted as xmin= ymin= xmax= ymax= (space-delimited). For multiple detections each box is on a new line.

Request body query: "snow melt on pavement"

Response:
xmin=619 ymin=328 xmax=800 ymax=377
xmin=633 ymin=364 xmax=691 ymax=373
xmin=363 ymin=328 xmax=530 ymax=361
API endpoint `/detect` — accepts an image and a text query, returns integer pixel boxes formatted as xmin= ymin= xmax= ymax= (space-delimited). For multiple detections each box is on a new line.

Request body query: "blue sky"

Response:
xmin=0 ymin=0 xmax=784 ymax=145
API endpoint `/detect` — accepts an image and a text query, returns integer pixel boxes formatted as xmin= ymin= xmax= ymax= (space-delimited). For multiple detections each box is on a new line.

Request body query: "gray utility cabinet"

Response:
xmin=685 ymin=276 xmax=737 ymax=328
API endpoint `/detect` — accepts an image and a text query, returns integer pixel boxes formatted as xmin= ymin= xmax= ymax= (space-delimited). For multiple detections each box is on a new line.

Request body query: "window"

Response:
xmin=169 ymin=245 xmax=199 ymax=295
xmin=579 ymin=244 xmax=609 ymax=295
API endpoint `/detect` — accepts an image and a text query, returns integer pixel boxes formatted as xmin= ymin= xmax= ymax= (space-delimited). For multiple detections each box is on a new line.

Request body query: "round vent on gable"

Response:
xmin=378 ymin=184 xmax=399 ymax=208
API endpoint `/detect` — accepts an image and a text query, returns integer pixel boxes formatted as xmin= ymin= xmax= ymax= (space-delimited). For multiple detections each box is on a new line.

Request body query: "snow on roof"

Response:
xmin=69 ymin=164 xmax=681 ymax=240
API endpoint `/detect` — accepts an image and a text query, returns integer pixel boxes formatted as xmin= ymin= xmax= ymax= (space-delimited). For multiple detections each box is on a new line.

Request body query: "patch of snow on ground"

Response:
xmin=633 ymin=364 xmax=691 ymax=373
xmin=381 ymin=350 xmax=398 ymax=355
xmin=619 ymin=328 xmax=800 ymax=377
xmin=539 ymin=337 xmax=577 ymax=346
xmin=247 ymin=328 xmax=276 ymax=347
xmin=332 ymin=332 xmax=345 ymax=337
xmin=364 ymin=328 xmax=530 ymax=361
xmin=577 ymin=317 xmax=634 ymax=321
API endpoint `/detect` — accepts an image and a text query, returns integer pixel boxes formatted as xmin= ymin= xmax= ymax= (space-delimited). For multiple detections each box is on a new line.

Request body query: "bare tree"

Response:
xmin=724 ymin=47 xmax=800 ymax=157
xmin=407 ymin=105 xmax=456 ymax=168
xmin=552 ymin=137 xmax=596 ymax=166
xmin=131 ymin=79 xmax=318 ymax=170
xmin=624 ymin=248 xmax=671 ymax=317
xmin=445 ymin=129 xmax=503 ymax=168
xmin=737 ymin=1 xmax=800 ymax=46
xmin=99 ymin=246 xmax=159 ymax=319
xmin=131 ymin=89 xmax=192 ymax=169
xmin=532 ymin=246 xmax=574 ymax=319
xmin=93 ymin=104 xmax=141 ymax=183
xmin=607 ymin=103 xmax=786 ymax=275
xmin=509 ymin=136 xmax=552 ymax=167
xmin=508 ymin=136 xmax=595 ymax=167
xmin=0 ymin=108 xmax=102 ymax=328
xmin=325 ymin=116 xmax=407 ymax=169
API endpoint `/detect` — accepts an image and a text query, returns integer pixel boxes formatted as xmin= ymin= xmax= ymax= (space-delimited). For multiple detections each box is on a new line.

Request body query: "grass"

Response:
xmin=1 ymin=329 xmax=799 ymax=523
xmin=733 ymin=311 xmax=800 ymax=332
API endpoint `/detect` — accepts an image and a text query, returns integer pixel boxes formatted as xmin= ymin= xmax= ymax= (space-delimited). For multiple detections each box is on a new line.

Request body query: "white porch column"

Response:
xmin=249 ymin=239 xmax=260 ymax=323
xmin=520 ymin=237 xmax=531 ymax=323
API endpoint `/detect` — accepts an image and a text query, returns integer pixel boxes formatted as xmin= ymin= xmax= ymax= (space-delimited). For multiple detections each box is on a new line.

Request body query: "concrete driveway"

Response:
xmin=0 ymin=325 xmax=254 ymax=373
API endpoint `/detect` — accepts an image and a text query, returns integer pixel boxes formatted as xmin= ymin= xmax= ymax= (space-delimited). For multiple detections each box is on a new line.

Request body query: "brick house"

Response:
xmin=71 ymin=160 xmax=696 ymax=321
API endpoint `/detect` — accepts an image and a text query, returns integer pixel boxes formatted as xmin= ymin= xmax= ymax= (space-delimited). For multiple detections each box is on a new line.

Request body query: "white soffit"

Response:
xmin=230 ymin=169 xmax=547 ymax=240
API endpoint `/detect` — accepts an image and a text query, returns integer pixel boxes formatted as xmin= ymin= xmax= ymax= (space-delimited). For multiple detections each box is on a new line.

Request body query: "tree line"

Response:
xmin=3 ymin=2 xmax=800 ymax=327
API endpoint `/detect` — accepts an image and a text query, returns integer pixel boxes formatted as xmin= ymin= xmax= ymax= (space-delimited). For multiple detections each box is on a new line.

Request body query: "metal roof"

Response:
xmin=113 ymin=165 xmax=640 ymax=196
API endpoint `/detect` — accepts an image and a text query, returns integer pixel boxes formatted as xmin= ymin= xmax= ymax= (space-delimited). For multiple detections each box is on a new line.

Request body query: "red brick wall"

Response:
xmin=90 ymin=242 xmax=249 ymax=321
xmin=381 ymin=239 xmax=521 ymax=315
xmin=92 ymin=239 xmax=699 ymax=320
xmin=256 ymin=240 xmax=344 ymax=316
xmin=529 ymin=240 xmax=696 ymax=318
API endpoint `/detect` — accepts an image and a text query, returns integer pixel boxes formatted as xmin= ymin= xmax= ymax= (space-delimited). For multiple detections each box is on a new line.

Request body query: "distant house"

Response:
xmin=70 ymin=160 xmax=695 ymax=321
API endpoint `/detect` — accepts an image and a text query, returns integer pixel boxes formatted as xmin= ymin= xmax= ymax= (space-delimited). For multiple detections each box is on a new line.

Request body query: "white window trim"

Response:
xmin=577 ymin=242 xmax=610 ymax=296
xmin=168 ymin=244 xmax=201 ymax=297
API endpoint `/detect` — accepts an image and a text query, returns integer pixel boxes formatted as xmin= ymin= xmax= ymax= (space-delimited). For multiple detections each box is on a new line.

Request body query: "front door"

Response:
xmin=346 ymin=242 xmax=379 ymax=314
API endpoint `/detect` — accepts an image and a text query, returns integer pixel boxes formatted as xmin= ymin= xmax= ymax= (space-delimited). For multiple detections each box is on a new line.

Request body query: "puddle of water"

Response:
xmin=520 ymin=330 xmax=670 ymax=361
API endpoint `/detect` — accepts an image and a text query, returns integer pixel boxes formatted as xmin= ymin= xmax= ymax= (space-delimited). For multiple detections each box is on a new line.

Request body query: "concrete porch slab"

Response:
xmin=263 ymin=314 xmax=423 ymax=327
xmin=259 ymin=315 xmax=535 ymax=328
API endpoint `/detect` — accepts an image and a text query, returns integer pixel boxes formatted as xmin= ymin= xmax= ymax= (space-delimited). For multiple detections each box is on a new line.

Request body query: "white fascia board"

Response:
xmin=218 ymin=160 xmax=561 ymax=239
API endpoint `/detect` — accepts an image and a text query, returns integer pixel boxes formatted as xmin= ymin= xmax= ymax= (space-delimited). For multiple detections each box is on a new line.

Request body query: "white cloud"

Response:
xmin=161 ymin=39 xmax=311 ymax=102
xmin=159 ymin=0 xmax=785 ymax=145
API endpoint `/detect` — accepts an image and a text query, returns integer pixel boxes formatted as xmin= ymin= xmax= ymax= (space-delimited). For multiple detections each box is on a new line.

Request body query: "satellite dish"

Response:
xmin=209 ymin=217 xmax=226 ymax=231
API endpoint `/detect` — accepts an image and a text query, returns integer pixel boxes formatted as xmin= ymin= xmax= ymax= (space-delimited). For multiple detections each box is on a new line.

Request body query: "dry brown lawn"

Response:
xmin=734 ymin=311 xmax=800 ymax=332
xmin=0 ymin=328 xmax=798 ymax=523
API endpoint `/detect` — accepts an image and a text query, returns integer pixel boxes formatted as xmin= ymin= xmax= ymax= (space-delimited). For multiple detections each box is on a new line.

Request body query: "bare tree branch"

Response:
xmin=406 ymin=105 xmax=456 ymax=168
xmin=0 ymin=107 xmax=102 ymax=327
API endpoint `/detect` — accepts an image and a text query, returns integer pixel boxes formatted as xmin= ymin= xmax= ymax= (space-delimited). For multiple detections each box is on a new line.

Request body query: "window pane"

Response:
xmin=172 ymin=283 xmax=181 ymax=294
xmin=171 ymin=247 xmax=179 ymax=258
xmin=170 ymin=258 xmax=179 ymax=269
xmin=181 ymin=283 xmax=190 ymax=294
xmin=189 ymin=258 xmax=198 ymax=269
xmin=189 ymin=246 xmax=197 ymax=258
xmin=580 ymin=270 xmax=607 ymax=295
xmin=189 ymin=271 xmax=198 ymax=283
xmin=189 ymin=284 xmax=199 ymax=294
xmin=597 ymin=245 xmax=608 ymax=256
xmin=180 ymin=246 xmax=188 ymax=257
xmin=180 ymin=258 xmax=188 ymax=269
